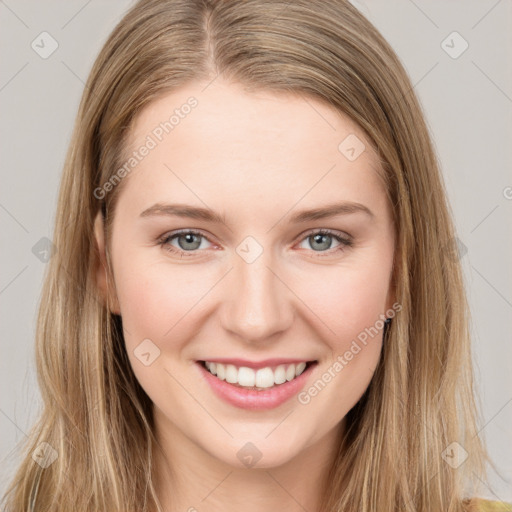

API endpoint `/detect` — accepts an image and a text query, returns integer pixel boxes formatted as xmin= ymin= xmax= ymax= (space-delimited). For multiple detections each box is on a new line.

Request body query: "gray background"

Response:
xmin=1 ymin=0 xmax=511 ymax=503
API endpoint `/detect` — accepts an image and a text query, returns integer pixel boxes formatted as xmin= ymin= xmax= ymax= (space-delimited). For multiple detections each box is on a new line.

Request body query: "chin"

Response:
xmin=206 ymin=435 xmax=308 ymax=471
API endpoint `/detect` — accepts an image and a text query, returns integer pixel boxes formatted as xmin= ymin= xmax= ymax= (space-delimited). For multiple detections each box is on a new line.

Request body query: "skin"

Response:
xmin=94 ymin=78 xmax=396 ymax=512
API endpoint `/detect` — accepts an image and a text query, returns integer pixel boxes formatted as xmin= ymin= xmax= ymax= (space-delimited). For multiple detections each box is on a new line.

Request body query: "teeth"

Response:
xmin=239 ymin=366 xmax=256 ymax=387
xmin=255 ymin=367 xmax=274 ymax=388
xmin=274 ymin=365 xmax=287 ymax=384
xmin=295 ymin=361 xmax=306 ymax=376
xmin=225 ymin=364 xmax=238 ymax=384
xmin=203 ymin=361 xmax=311 ymax=389
xmin=216 ymin=363 xmax=226 ymax=380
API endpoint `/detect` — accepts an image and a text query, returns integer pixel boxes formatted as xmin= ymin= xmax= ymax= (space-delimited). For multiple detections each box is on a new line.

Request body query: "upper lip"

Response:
xmin=198 ymin=358 xmax=317 ymax=370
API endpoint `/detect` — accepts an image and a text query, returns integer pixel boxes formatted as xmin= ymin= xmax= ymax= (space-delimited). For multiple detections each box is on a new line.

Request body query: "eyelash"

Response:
xmin=157 ymin=228 xmax=353 ymax=258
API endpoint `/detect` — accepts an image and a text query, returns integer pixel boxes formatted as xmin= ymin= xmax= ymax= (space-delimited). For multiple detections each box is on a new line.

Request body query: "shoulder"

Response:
xmin=463 ymin=498 xmax=512 ymax=512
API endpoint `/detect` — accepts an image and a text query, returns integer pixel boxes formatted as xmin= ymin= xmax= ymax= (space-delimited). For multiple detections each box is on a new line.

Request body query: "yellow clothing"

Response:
xmin=468 ymin=498 xmax=512 ymax=511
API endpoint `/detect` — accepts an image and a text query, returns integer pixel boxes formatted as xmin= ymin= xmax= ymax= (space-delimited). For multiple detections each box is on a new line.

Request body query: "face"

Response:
xmin=95 ymin=78 xmax=396 ymax=470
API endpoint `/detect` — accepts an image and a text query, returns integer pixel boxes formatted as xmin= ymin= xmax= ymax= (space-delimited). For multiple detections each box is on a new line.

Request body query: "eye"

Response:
xmin=296 ymin=229 xmax=353 ymax=257
xmin=157 ymin=228 xmax=353 ymax=258
xmin=158 ymin=229 xmax=214 ymax=257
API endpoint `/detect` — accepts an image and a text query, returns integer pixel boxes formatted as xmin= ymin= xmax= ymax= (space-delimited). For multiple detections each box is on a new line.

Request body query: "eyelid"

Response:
xmin=297 ymin=227 xmax=352 ymax=243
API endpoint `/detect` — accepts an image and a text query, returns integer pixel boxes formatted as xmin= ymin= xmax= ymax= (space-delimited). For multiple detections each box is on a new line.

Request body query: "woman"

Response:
xmin=2 ymin=0 xmax=510 ymax=511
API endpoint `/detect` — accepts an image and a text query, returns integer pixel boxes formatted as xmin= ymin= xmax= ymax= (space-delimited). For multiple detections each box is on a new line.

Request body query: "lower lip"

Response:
xmin=196 ymin=361 xmax=317 ymax=410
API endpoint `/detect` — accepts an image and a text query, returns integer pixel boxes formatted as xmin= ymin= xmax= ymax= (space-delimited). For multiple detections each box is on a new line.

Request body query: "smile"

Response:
xmin=201 ymin=360 xmax=313 ymax=390
xmin=196 ymin=359 xmax=318 ymax=410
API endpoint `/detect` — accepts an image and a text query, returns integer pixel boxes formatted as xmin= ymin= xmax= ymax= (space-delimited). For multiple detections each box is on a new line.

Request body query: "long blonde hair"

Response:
xmin=2 ymin=1 xmax=493 ymax=510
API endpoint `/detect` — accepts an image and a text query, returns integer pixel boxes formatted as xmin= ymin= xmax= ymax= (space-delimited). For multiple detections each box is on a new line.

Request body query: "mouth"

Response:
xmin=197 ymin=359 xmax=318 ymax=391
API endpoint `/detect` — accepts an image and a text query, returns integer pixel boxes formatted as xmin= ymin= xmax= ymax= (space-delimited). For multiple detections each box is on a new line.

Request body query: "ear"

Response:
xmin=93 ymin=211 xmax=121 ymax=315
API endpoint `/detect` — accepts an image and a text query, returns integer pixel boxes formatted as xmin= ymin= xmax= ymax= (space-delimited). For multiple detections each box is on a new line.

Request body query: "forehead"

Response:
xmin=116 ymin=79 xmax=388 ymax=220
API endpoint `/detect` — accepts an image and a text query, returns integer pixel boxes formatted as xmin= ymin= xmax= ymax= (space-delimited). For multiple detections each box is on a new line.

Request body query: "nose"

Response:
xmin=220 ymin=250 xmax=294 ymax=344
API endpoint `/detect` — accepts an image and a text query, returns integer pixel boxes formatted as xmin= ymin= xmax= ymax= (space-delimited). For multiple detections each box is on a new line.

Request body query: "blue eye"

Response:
xmin=158 ymin=230 xmax=212 ymax=257
xmin=158 ymin=229 xmax=353 ymax=258
xmin=297 ymin=230 xmax=352 ymax=254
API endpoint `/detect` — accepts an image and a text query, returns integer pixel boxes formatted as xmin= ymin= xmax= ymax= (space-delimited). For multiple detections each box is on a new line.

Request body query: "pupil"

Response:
xmin=312 ymin=234 xmax=330 ymax=250
xmin=179 ymin=233 xmax=200 ymax=250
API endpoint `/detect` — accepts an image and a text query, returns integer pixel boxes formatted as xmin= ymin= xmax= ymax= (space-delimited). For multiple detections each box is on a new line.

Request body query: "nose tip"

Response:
xmin=220 ymin=259 xmax=293 ymax=344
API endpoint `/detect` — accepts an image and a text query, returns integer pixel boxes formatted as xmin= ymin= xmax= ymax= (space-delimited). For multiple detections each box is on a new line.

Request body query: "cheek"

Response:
xmin=114 ymin=258 xmax=213 ymax=342
xmin=290 ymin=252 xmax=391 ymax=405
xmin=293 ymin=265 xmax=388 ymax=423
xmin=294 ymin=259 xmax=391 ymax=344
xmin=111 ymin=256 xmax=218 ymax=400
xmin=114 ymin=242 xmax=392 ymax=350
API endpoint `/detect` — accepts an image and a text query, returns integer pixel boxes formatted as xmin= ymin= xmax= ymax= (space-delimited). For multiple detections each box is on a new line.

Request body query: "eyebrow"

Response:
xmin=139 ymin=201 xmax=374 ymax=223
